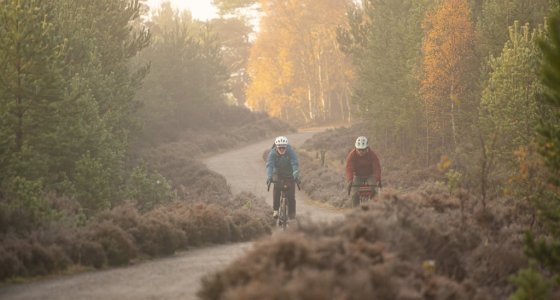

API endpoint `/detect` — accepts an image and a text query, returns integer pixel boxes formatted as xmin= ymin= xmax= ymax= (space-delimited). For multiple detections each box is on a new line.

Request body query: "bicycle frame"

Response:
xmin=267 ymin=178 xmax=300 ymax=230
xmin=278 ymin=181 xmax=289 ymax=230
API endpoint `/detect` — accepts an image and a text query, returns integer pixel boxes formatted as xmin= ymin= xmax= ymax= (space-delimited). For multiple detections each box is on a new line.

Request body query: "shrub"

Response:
xmin=189 ymin=172 xmax=231 ymax=203
xmin=0 ymin=246 xmax=23 ymax=280
xmin=96 ymin=204 xmax=142 ymax=231
xmin=73 ymin=154 xmax=112 ymax=216
xmin=47 ymin=244 xmax=72 ymax=271
xmin=86 ymin=221 xmax=136 ymax=266
xmin=1 ymin=176 xmax=51 ymax=232
xmin=0 ymin=238 xmax=63 ymax=278
xmin=26 ymin=242 xmax=57 ymax=276
xmin=192 ymin=204 xmax=231 ymax=244
xmin=229 ymin=210 xmax=268 ymax=241
xmin=135 ymin=212 xmax=186 ymax=256
xmin=127 ymin=165 xmax=175 ymax=211
xmin=75 ymin=239 xmax=106 ymax=269
xmin=168 ymin=204 xmax=201 ymax=246
xmin=470 ymin=244 xmax=527 ymax=286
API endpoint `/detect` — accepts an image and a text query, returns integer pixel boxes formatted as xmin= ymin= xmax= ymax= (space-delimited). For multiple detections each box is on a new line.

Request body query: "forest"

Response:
xmin=1 ymin=0 xmax=560 ymax=299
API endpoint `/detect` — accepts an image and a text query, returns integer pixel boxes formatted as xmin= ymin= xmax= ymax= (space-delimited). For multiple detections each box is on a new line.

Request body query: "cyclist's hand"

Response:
xmin=292 ymin=170 xmax=299 ymax=180
xmin=266 ymin=178 xmax=272 ymax=186
xmin=377 ymin=181 xmax=382 ymax=189
xmin=295 ymin=177 xmax=301 ymax=190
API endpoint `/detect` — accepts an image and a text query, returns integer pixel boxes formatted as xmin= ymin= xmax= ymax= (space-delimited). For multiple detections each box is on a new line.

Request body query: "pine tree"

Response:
xmin=338 ymin=0 xmax=431 ymax=159
xmin=0 ymin=0 xmax=151 ymax=220
xmin=0 ymin=0 xmax=67 ymax=182
xmin=528 ymin=0 xmax=560 ymax=275
xmin=510 ymin=3 xmax=560 ymax=298
xmin=0 ymin=0 xmax=68 ymax=225
xmin=476 ymin=0 xmax=552 ymax=58
xmin=479 ymin=21 xmax=544 ymax=181
xmin=134 ymin=3 xmax=228 ymax=143
xmin=51 ymin=0 xmax=150 ymax=211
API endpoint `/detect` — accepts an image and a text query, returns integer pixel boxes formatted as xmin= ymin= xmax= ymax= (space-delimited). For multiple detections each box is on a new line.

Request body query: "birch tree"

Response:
xmin=420 ymin=0 xmax=478 ymax=161
xmin=246 ymin=0 xmax=353 ymax=124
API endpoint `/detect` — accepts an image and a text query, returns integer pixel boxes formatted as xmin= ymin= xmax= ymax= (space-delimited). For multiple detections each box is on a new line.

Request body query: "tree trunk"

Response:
xmin=307 ymin=83 xmax=314 ymax=121
xmin=317 ymin=46 xmax=326 ymax=122
xmin=424 ymin=100 xmax=431 ymax=167
xmin=450 ymin=84 xmax=458 ymax=151
xmin=15 ymin=44 xmax=23 ymax=152
xmin=16 ymin=107 xmax=23 ymax=152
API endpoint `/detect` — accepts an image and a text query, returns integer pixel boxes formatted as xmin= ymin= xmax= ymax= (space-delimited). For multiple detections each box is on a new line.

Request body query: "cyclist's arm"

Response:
xmin=266 ymin=149 xmax=275 ymax=179
xmin=287 ymin=145 xmax=299 ymax=175
xmin=345 ymin=150 xmax=355 ymax=183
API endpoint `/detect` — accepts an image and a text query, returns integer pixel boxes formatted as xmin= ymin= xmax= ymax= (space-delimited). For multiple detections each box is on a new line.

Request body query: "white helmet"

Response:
xmin=355 ymin=136 xmax=368 ymax=149
xmin=274 ymin=136 xmax=289 ymax=146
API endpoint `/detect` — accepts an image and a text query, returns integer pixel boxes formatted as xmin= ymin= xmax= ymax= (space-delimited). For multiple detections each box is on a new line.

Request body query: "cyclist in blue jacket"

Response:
xmin=266 ymin=136 xmax=300 ymax=219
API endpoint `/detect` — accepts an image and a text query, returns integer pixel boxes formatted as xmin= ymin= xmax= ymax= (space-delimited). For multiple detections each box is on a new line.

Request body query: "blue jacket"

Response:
xmin=266 ymin=144 xmax=299 ymax=179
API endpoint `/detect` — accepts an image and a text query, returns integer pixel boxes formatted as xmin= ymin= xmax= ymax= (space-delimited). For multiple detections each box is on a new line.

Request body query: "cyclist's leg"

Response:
xmin=366 ymin=176 xmax=376 ymax=198
xmin=287 ymin=182 xmax=296 ymax=219
xmin=350 ymin=177 xmax=361 ymax=207
xmin=273 ymin=183 xmax=281 ymax=211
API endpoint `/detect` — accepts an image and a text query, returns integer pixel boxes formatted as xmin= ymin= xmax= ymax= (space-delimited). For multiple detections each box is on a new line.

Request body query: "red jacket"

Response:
xmin=345 ymin=147 xmax=381 ymax=183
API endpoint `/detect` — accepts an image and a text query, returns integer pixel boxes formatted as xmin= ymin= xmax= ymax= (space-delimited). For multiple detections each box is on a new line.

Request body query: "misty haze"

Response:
xmin=0 ymin=1 xmax=559 ymax=300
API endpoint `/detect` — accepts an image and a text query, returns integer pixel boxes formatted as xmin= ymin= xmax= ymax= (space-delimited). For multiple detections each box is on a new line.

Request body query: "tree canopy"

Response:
xmin=245 ymin=0 xmax=353 ymax=125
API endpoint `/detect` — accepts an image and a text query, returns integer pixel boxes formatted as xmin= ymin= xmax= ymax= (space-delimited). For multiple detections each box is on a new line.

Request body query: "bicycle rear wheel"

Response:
xmin=359 ymin=194 xmax=370 ymax=209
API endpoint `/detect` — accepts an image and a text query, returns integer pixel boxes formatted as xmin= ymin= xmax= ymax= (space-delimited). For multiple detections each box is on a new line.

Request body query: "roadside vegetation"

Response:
xmin=208 ymin=124 xmax=529 ymax=299
xmin=0 ymin=1 xmax=293 ymax=283
xmin=199 ymin=192 xmax=527 ymax=300
xmin=0 ymin=107 xmax=290 ymax=283
xmin=199 ymin=1 xmax=560 ymax=298
xmin=2 ymin=0 xmax=560 ymax=299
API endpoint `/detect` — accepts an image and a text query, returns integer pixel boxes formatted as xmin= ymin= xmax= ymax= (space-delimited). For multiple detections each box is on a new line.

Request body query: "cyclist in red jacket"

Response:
xmin=345 ymin=136 xmax=382 ymax=206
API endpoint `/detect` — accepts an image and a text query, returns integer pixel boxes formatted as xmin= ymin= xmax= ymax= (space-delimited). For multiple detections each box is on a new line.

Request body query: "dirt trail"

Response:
xmin=204 ymin=128 xmax=344 ymax=223
xmin=0 ymin=129 xmax=343 ymax=300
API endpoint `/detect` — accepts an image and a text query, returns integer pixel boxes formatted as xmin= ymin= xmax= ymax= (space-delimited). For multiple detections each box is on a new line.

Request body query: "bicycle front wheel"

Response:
xmin=279 ymin=195 xmax=288 ymax=230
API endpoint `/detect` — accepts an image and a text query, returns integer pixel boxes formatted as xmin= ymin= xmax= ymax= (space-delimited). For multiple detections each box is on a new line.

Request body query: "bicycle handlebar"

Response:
xmin=348 ymin=183 xmax=380 ymax=195
xmin=267 ymin=179 xmax=301 ymax=191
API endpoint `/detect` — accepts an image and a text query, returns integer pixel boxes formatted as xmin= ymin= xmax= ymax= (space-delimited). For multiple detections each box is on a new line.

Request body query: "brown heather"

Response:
xmin=199 ymin=124 xmax=546 ymax=299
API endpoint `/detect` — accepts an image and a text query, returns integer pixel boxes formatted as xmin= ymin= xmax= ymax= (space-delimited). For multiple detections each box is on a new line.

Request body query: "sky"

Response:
xmin=145 ymin=0 xmax=219 ymax=21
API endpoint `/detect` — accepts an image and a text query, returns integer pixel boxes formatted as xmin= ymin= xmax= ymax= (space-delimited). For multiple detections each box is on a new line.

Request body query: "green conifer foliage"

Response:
xmin=338 ymin=0 xmax=431 ymax=159
xmin=0 ymin=0 xmax=66 ymax=178
xmin=479 ymin=22 xmax=544 ymax=179
xmin=0 ymin=0 xmax=70 ymax=226
xmin=511 ymin=3 xmax=560 ymax=298
xmin=0 ymin=0 xmax=151 ymax=223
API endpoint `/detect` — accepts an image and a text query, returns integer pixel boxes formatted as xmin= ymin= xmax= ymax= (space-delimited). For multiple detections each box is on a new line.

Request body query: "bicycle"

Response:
xmin=348 ymin=180 xmax=377 ymax=209
xmin=268 ymin=177 xmax=301 ymax=230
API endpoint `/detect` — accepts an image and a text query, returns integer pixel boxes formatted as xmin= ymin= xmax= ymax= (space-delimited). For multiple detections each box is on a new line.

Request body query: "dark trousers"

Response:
xmin=273 ymin=182 xmax=296 ymax=219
